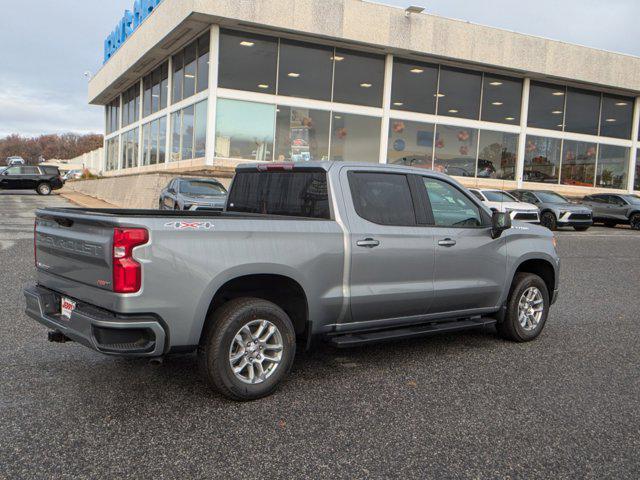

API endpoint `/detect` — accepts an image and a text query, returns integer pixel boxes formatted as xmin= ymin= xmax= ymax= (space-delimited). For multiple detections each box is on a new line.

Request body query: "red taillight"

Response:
xmin=112 ymin=228 xmax=149 ymax=293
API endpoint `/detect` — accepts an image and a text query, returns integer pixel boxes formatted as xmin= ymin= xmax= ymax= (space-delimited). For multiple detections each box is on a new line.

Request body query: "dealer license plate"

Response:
xmin=61 ymin=297 xmax=76 ymax=320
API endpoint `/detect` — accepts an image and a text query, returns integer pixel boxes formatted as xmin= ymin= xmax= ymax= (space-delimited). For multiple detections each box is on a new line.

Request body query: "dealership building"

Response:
xmin=91 ymin=0 xmax=640 ymax=195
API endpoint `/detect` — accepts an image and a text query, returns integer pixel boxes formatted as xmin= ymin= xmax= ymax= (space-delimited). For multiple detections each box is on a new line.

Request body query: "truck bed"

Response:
xmin=38 ymin=208 xmax=324 ymax=221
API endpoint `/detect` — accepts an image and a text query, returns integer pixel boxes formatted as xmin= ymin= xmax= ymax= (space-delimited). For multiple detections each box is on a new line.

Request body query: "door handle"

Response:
xmin=356 ymin=238 xmax=380 ymax=248
xmin=438 ymin=238 xmax=457 ymax=247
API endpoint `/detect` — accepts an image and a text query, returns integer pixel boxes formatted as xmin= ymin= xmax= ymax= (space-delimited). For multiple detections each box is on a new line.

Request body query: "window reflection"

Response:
xmin=173 ymin=32 xmax=210 ymax=102
xmin=218 ymin=30 xmax=277 ymax=94
xmin=528 ymin=82 xmax=566 ymax=131
xmin=560 ymin=140 xmax=596 ymax=187
xmin=596 ymin=145 xmax=629 ymax=189
xmin=333 ymin=49 xmax=385 ymax=107
xmin=121 ymin=128 xmax=139 ymax=169
xmin=564 ymin=87 xmax=600 ymax=135
xmin=477 ymin=130 xmax=518 ymax=180
xmin=387 ymin=119 xmax=434 ymax=169
xmin=437 ymin=67 xmax=482 ymax=120
xmin=278 ymin=40 xmax=333 ymax=101
xmin=330 ymin=113 xmax=381 ymax=162
xmin=215 ymin=99 xmax=275 ymax=161
xmin=391 ymin=59 xmax=438 ymax=114
xmin=170 ymin=101 xmax=207 ymax=161
xmin=275 ymin=107 xmax=330 ymax=161
xmin=523 ymin=135 xmax=561 ymax=184
xmin=105 ymin=137 xmax=119 ymax=171
xmin=433 ymin=125 xmax=478 ymax=177
xmin=122 ymin=84 xmax=140 ymax=127
xmin=143 ymin=62 xmax=168 ymax=118
xmin=600 ymin=95 xmax=633 ymax=139
xmin=481 ymin=74 xmax=522 ymax=124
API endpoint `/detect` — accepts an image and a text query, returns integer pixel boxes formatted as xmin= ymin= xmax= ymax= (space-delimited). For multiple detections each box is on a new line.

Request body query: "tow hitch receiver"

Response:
xmin=48 ymin=331 xmax=72 ymax=343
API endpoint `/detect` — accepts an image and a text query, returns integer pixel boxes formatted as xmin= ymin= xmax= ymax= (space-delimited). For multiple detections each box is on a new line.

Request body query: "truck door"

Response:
xmin=341 ymin=169 xmax=436 ymax=323
xmin=419 ymin=176 xmax=507 ymax=314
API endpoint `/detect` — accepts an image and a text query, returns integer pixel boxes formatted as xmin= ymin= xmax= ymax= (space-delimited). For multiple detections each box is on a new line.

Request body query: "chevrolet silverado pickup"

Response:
xmin=25 ymin=162 xmax=560 ymax=401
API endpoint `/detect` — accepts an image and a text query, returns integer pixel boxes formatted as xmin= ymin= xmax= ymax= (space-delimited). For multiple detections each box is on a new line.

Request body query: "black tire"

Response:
xmin=604 ymin=221 xmax=618 ymax=228
xmin=540 ymin=211 xmax=557 ymax=231
xmin=573 ymin=226 xmax=590 ymax=231
xmin=36 ymin=182 xmax=52 ymax=196
xmin=198 ymin=297 xmax=296 ymax=401
xmin=496 ymin=272 xmax=550 ymax=342
xmin=630 ymin=213 xmax=640 ymax=231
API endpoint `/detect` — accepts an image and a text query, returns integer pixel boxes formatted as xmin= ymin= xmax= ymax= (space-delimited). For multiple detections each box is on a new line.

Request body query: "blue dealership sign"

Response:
xmin=104 ymin=0 xmax=164 ymax=64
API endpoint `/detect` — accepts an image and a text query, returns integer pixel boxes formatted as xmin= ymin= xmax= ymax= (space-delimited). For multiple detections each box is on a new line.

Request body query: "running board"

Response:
xmin=328 ymin=318 xmax=497 ymax=348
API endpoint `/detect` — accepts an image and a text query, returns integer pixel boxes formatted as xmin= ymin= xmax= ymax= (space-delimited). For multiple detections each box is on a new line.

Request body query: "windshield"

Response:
xmin=536 ymin=191 xmax=569 ymax=203
xmin=621 ymin=195 xmax=640 ymax=205
xmin=179 ymin=180 xmax=227 ymax=196
xmin=483 ymin=191 xmax=516 ymax=202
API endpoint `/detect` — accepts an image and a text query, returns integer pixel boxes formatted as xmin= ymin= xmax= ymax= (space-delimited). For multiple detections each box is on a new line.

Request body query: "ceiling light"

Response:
xmin=410 ymin=68 xmax=424 ymax=74
xmin=505 ymin=117 xmax=515 ymax=121
xmin=332 ymin=55 xmax=344 ymax=62
xmin=489 ymin=81 xmax=503 ymax=86
xmin=552 ymin=110 xmax=563 ymax=115
xmin=605 ymin=118 xmax=617 ymax=122
xmin=491 ymin=101 xmax=503 ymax=106
xmin=184 ymin=74 xmax=195 ymax=79
xmin=258 ymin=84 xmax=269 ymax=89
xmin=434 ymin=93 xmax=445 ymax=98
xmin=240 ymin=41 xmax=255 ymax=47
xmin=360 ymin=83 xmax=372 ymax=88
xmin=288 ymin=72 xmax=301 ymax=78
xmin=552 ymin=91 xmax=565 ymax=96
xmin=615 ymin=102 xmax=628 ymax=106
xmin=448 ymin=109 xmax=458 ymax=113
xmin=393 ymin=102 xmax=404 ymax=106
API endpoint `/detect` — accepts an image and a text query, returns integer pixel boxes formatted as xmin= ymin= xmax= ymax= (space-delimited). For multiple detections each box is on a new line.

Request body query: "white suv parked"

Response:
xmin=469 ymin=189 xmax=540 ymax=224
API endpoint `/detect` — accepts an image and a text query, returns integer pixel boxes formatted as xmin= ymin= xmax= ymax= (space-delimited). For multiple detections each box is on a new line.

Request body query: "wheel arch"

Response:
xmin=513 ymin=258 xmax=557 ymax=298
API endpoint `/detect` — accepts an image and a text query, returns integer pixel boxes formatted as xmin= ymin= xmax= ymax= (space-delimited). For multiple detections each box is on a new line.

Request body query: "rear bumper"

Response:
xmin=24 ymin=285 xmax=166 ymax=357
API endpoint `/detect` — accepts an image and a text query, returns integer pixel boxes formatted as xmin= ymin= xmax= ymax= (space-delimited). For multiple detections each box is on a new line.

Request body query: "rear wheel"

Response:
xmin=36 ymin=183 xmax=51 ymax=195
xmin=573 ymin=226 xmax=590 ymax=231
xmin=497 ymin=273 xmax=550 ymax=342
xmin=630 ymin=213 xmax=640 ymax=231
xmin=540 ymin=211 xmax=557 ymax=231
xmin=198 ymin=298 xmax=296 ymax=401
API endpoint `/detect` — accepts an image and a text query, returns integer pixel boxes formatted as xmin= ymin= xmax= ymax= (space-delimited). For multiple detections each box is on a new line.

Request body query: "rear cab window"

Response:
xmin=348 ymin=172 xmax=417 ymax=226
xmin=227 ymin=169 xmax=331 ymax=219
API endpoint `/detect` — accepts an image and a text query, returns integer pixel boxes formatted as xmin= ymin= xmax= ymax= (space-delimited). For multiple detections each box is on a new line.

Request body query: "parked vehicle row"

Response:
xmin=469 ymin=189 xmax=540 ymax=224
xmin=582 ymin=194 xmax=640 ymax=230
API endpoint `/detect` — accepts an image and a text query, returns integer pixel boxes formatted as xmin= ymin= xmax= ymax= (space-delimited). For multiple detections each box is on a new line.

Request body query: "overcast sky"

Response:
xmin=0 ymin=0 xmax=639 ymax=137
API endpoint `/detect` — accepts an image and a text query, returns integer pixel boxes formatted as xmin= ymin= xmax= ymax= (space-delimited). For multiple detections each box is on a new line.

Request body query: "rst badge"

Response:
xmin=164 ymin=221 xmax=214 ymax=231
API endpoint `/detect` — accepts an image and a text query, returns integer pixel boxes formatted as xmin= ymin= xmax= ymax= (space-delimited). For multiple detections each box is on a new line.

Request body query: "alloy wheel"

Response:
xmin=228 ymin=319 xmax=284 ymax=385
xmin=518 ymin=287 xmax=544 ymax=331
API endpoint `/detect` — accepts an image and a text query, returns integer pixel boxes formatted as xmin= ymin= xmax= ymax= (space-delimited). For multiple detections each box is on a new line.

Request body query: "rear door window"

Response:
xmin=348 ymin=172 xmax=417 ymax=226
xmin=227 ymin=170 xmax=330 ymax=219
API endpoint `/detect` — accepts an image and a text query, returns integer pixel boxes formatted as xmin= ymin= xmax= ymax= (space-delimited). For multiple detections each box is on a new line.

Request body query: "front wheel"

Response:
xmin=36 ymin=183 xmax=52 ymax=195
xmin=630 ymin=213 xmax=640 ymax=231
xmin=540 ymin=211 xmax=557 ymax=231
xmin=497 ymin=273 xmax=550 ymax=342
xmin=198 ymin=298 xmax=296 ymax=401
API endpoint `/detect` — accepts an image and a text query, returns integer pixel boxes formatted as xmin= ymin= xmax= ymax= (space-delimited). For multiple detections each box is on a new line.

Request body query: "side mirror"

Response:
xmin=491 ymin=211 xmax=512 ymax=239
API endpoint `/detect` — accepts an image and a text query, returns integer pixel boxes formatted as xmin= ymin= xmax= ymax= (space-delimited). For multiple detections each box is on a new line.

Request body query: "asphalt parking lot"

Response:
xmin=1 ymin=191 xmax=639 ymax=479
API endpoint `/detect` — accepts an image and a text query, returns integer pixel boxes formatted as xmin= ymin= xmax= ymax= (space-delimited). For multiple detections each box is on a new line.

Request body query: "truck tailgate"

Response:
xmin=35 ymin=210 xmax=115 ymax=291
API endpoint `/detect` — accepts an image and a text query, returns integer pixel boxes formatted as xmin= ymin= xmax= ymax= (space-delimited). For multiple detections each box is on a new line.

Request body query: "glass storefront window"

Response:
xmin=391 ymin=59 xmax=438 ymax=114
xmin=142 ymin=123 xmax=151 ymax=166
xmin=172 ymin=51 xmax=183 ymax=104
xmin=194 ymin=101 xmax=208 ymax=158
xmin=196 ymin=32 xmax=210 ymax=94
xmin=436 ymin=67 xmax=482 ymax=120
xmin=172 ymin=33 xmax=210 ymax=103
xmin=330 ymin=113 xmax=381 ymax=162
xmin=105 ymin=137 xmax=119 ymax=171
xmin=142 ymin=117 xmax=167 ymax=166
xmin=121 ymin=128 xmax=139 ymax=169
xmin=477 ymin=130 xmax=518 ymax=180
xmin=169 ymin=101 xmax=207 ymax=161
xmin=600 ymin=95 xmax=633 ymax=139
xmin=636 ymin=151 xmax=640 ymax=191
xmin=218 ymin=30 xmax=277 ymax=94
xmin=106 ymin=98 xmax=120 ymax=134
xmin=183 ymin=43 xmax=197 ymax=99
xmin=170 ymin=111 xmax=181 ymax=162
xmin=528 ymin=82 xmax=566 ymax=131
xmin=275 ymin=107 xmax=330 ymax=162
xmin=387 ymin=119 xmax=434 ymax=169
xmin=278 ymin=40 xmax=334 ymax=101
xmin=523 ymin=136 xmax=561 ymax=184
xmin=433 ymin=125 xmax=479 ymax=177
xmin=596 ymin=145 xmax=629 ymax=189
xmin=333 ymin=49 xmax=385 ymax=107
xmin=564 ymin=87 xmax=600 ymax=136
xmin=560 ymin=140 xmax=596 ymax=187
xmin=143 ymin=62 xmax=168 ymax=118
xmin=215 ymin=98 xmax=275 ymax=161
xmin=122 ymin=84 xmax=140 ymax=127
xmin=481 ymin=74 xmax=522 ymax=124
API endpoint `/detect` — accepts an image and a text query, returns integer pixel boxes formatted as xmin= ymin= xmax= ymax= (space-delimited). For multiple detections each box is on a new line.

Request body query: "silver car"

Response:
xmin=509 ymin=190 xmax=593 ymax=231
xmin=159 ymin=177 xmax=228 ymax=211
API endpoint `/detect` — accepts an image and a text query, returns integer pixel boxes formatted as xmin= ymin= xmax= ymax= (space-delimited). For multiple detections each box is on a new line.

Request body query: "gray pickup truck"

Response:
xmin=25 ymin=162 xmax=560 ymax=400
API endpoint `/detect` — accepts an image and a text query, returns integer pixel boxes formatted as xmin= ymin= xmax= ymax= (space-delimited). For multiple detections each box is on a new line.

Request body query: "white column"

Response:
xmin=627 ymin=96 xmax=640 ymax=192
xmin=516 ymin=78 xmax=531 ymax=188
xmin=164 ymin=55 xmax=173 ymax=165
xmin=378 ymin=54 xmax=393 ymax=164
xmin=205 ymin=25 xmax=220 ymax=166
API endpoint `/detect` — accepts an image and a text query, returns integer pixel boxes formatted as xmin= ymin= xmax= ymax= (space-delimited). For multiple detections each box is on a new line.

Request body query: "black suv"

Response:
xmin=582 ymin=193 xmax=640 ymax=230
xmin=0 ymin=165 xmax=64 ymax=195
